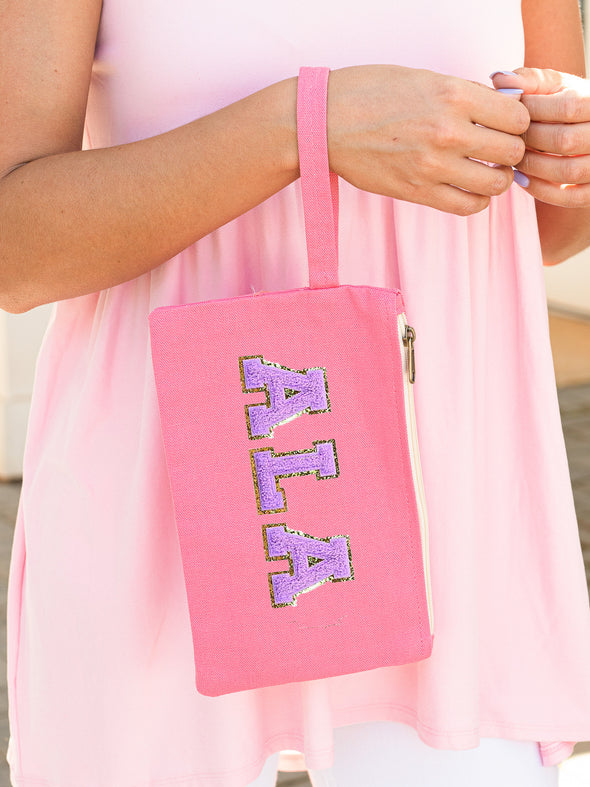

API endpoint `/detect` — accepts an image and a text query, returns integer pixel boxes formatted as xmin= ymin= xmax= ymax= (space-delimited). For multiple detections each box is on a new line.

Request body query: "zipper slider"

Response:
xmin=403 ymin=325 xmax=416 ymax=384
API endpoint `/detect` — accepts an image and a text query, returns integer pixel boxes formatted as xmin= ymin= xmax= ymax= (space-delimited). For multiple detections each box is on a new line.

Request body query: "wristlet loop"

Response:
xmin=297 ymin=67 xmax=339 ymax=289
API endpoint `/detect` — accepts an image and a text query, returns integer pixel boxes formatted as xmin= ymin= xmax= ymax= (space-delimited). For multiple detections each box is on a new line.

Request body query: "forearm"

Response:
xmin=0 ymin=77 xmax=299 ymax=313
xmin=520 ymin=0 xmax=588 ymax=265
xmin=1 ymin=62 xmax=530 ymax=313
xmin=535 ymin=201 xmax=590 ymax=264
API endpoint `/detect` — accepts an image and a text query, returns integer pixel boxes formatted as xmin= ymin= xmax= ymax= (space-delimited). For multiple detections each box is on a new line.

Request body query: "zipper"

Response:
xmin=398 ymin=313 xmax=434 ymax=634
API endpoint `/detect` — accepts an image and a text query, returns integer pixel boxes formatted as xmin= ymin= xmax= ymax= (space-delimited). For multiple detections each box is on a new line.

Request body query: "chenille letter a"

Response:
xmin=240 ymin=356 xmax=330 ymax=439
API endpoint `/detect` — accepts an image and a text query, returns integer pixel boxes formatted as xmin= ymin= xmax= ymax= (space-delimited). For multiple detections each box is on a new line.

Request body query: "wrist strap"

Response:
xmin=297 ymin=67 xmax=339 ymax=289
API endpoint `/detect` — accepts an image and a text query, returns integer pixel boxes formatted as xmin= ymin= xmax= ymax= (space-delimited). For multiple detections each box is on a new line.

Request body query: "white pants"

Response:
xmin=248 ymin=721 xmax=559 ymax=787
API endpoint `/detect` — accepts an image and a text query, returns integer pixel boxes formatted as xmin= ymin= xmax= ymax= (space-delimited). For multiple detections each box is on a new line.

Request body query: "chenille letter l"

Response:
xmin=251 ymin=440 xmax=338 ymax=513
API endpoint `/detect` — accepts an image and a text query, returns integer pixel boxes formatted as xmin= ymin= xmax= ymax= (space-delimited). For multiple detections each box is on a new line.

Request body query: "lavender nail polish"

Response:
xmin=513 ymin=170 xmax=530 ymax=188
xmin=497 ymin=88 xmax=523 ymax=95
xmin=489 ymin=70 xmax=518 ymax=79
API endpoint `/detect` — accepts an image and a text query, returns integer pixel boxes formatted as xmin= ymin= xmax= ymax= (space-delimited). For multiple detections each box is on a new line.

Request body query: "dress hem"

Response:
xmin=7 ymin=704 xmax=583 ymax=786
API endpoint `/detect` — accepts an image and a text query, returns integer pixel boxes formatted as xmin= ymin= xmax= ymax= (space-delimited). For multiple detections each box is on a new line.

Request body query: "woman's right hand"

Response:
xmin=327 ymin=65 xmax=530 ymax=216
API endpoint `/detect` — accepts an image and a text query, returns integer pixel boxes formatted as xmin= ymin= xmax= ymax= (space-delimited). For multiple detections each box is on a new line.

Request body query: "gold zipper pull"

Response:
xmin=403 ymin=325 xmax=416 ymax=384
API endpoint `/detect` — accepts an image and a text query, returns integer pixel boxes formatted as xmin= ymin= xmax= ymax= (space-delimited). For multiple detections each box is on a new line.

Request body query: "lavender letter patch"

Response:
xmin=239 ymin=356 xmax=330 ymax=439
xmin=251 ymin=440 xmax=339 ymax=513
xmin=263 ymin=524 xmax=354 ymax=607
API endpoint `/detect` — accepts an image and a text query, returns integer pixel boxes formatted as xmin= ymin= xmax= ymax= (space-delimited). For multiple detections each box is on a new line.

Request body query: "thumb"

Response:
xmin=490 ymin=67 xmax=566 ymax=95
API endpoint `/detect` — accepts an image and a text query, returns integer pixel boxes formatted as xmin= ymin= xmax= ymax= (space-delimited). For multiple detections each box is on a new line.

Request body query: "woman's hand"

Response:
xmin=492 ymin=68 xmax=590 ymax=207
xmin=328 ymin=65 xmax=529 ymax=216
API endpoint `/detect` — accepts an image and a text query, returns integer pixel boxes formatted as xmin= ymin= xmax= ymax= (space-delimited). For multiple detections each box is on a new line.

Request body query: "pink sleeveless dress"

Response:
xmin=7 ymin=0 xmax=590 ymax=785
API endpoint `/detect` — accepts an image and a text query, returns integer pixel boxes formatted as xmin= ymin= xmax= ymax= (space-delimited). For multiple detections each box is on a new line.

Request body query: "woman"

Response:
xmin=1 ymin=0 xmax=590 ymax=785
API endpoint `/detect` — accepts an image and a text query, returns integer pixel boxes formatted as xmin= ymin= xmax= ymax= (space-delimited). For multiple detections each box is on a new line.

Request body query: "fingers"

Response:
xmin=512 ymin=172 xmax=590 ymax=208
xmin=425 ymin=81 xmax=527 ymax=163
xmin=464 ymin=123 xmax=525 ymax=166
xmin=522 ymin=90 xmax=590 ymax=123
xmin=524 ymin=119 xmax=590 ymax=155
xmin=426 ymin=115 xmax=524 ymax=168
xmin=429 ymin=75 xmax=528 ymax=135
xmin=404 ymin=160 xmax=513 ymax=213
xmin=452 ymin=162 xmax=514 ymax=196
xmin=519 ymin=148 xmax=590 ymax=184
xmin=490 ymin=68 xmax=590 ymax=123
xmin=490 ymin=67 xmax=590 ymax=208
xmin=490 ymin=67 xmax=567 ymax=95
xmin=411 ymin=184 xmax=492 ymax=217
xmin=465 ymin=81 xmax=529 ymax=135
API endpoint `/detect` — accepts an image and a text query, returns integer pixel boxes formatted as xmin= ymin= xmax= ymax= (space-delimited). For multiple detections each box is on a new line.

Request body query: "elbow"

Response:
xmin=541 ymin=244 xmax=586 ymax=266
xmin=536 ymin=201 xmax=590 ymax=266
xmin=542 ymin=254 xmax=568 ymax=267
xmin=0 ymin=289 xmax=49 ymax=314
xmin=0 ymin=243 xmax=53 ymax=315
xmin=0 ymin=299 xmax=39 ymax=315
xmin=1 ymin=299 xmax=38 ymax=315
xmin=0 ymin=276 xmax=45 ymax=314
xmin=540 ymin=237 xmax=583 ymax=266
xmin=0 ymin=167 xmax=56 ymax=313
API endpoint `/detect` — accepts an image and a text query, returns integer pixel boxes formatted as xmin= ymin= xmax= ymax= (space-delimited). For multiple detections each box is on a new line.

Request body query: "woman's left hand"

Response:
xmin=492 ymin=68 xmax=590 ymax=207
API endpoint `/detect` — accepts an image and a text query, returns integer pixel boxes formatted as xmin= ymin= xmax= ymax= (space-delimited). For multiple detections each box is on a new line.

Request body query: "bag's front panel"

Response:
xmin=150 ymin=285 xmax=431 ymax=695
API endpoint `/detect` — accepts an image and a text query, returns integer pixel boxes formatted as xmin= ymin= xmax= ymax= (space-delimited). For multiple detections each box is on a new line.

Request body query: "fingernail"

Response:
xmin=513 ymin=170 xmax=530 ymax=188
xmin=489 ymin=70 xmax=518 ymax=79
xmin=497 ymin=88 xmax=523 ymax=95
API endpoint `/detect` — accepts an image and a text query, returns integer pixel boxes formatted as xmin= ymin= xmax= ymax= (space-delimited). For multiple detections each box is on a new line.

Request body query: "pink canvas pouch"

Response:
xmin=149 ymin=67 xmax=433 ymax=697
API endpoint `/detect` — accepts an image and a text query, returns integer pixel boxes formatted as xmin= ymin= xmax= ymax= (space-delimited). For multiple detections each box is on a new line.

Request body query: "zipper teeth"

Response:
xmin=397 ymin=314 xmax=434 ymax=633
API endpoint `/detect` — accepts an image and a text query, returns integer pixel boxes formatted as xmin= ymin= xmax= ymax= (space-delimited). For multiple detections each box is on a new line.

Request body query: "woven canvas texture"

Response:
xmin=149 ymin=283 xmax=432 ymax=696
